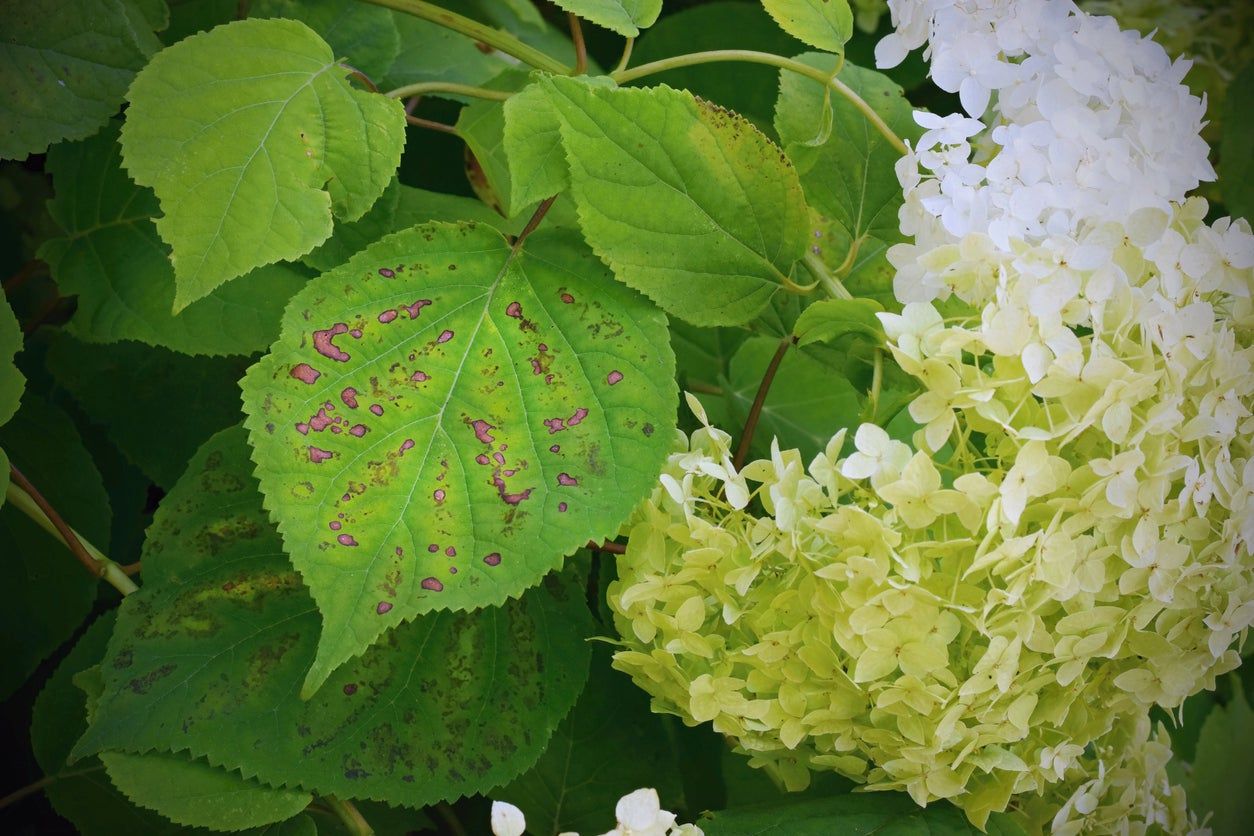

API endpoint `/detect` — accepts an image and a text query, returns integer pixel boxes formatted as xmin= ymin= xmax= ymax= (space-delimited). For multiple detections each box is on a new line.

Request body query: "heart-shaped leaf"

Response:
xmin=242 ymin=221 xmax=675 ymax=695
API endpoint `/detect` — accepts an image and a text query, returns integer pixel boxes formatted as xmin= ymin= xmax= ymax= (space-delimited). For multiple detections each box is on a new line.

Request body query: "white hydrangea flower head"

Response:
xmin=610 ymin=0 xmax=1254 ymax=830
xmin=489 ymin=790 xmax=703 ymax=836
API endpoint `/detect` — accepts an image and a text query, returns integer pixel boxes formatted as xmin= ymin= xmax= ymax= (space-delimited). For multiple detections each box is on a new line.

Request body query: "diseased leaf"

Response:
xmin=73 ymin=427 xmax=596 ymax=806
xmin=46 ymin=334 xmax=250 ymax=488
xmin=497 ymin=650 xmax=683 ymax=835
xmin=761 ymin=0 xmax=853 ymax=55
xmin=724 ymin=336 xmax=861 ymax=461
xmin=0 ymin=0 xmax=160 ymax=160
xmin=250 ymin=0 xmax=400 ymax=80
xmin=120 ymin=17 xmax=406 ymax=309
xmin=792 ymin=297 xmax=884 ymax=346
xmin=1189 ymin=681 xmax=1254 ymax=836
xmin=0 ymin=395 xmax=109 ymax=701
xmin=40 ymin=123 xmax=309 ymax=356
xmin=701 ymin=792 xmax=978 ymax=835
xmin=302 ymin=178 xmax=516 ymax=272
xmin=542 ymin=77 xmax=811 ymax=326
xmin=101 ymin=753 xmax=312 ymax=832
xmin=775 ymin=56 xmax=920 ymax=309
xmin=34 ymin=614 xmax=318 ymax=836
xmin=549 ymin=0 xmax=661 ymax=37
xmin=242 ymin=221 xmax=674 ymax=696
xmin=0 ymin=292 xmax=23 ymax=427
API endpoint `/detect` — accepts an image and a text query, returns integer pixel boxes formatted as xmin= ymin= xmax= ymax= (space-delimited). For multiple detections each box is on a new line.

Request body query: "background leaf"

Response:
xmin=792 ymin=297 xmax=884 ymax=346
xmin=1220 ymin=62 xmax=1253 ymax=222
xmin=120 ymin=17 xmax=406 ymax=308
xmin=1188 ymin=681 xmax=1254 ymax=836
xmin=775 ymin=56 xmax=921 ymax=309
xmin=0 ymin=0 xmax=160 ymax=160
xmin=542 ymin=77 xmax=811 ymax=326
xmin=762 ymin=0 xmax=853 ymax=55
xmin=242 ymin=221 xmax=675 ymax=695
xmin=0 ymin=292 xmax=23 ymax=426
xmin=46 ymin=334 xmax=250 ymax=488
xmin=74 ymin=426 xmax=596 ymax=807
xmin=724 ymin=337 xmax=861 ymax=461
xmin=0 ymin=394 xmax=109 ymax=700
xmin=40 ymin=123 xmax=309 ymax=356
xmin=250 ymin=0 xmax=401 ymax=80
xmin=496 ymin=650 xmax=683 ymax=834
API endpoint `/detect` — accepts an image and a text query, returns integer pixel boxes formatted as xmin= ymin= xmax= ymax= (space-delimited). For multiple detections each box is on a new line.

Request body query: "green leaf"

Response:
xmin=0 ymin=292 xmax=23 ymax=427
xmin=74 ymin=426 xmax=596 ymax=806
xmin=1220 ymin=63 xmax=1253 ymax=221
xmin=101 ymin=753 xmax=312 ymax=832
xmin=502 ymin=81 xmax=570 ymax=211
xmin=39 ymin=123 xmax=309 ymax=356
xmin=775 ymin=56 xmax=921 ymax=308
xmin=497 ymin=650 xmax=683 ymax=834
xmin=792 ymin=297 xmax=884 ymax=346
xmin=250 ymin=0 xmax=400 ymax=81
xmin=549 ymin=0 xmax=661 ymax=37
xmin=242 ymin=221 xmax=674 ymax=695
xmin=701 ymin=792 xmax=977 ymax=835
xmin=120 ymin=17 xmax=406 ymax=309
xmin=456 ymin=69 xmax=535 ymax=218
xmin=46 ymin=334 xmax=249 ymax=488
xmin=724 ymin=336 xmax=861 ymax=461
xmin=762 ymin=0 xmax=853 ymax=55
xmin=1189 ymin=680 xmax=1254 ymax=836
xmin=0 ymin=394 xmax=109 ymax=701
xmin=302 ymin=178 xmax=516 ymax=272
xmin=0 ymin=0 xmax=160 ymax=160
xmin=542 ymin=76 xmax=811 ymax=326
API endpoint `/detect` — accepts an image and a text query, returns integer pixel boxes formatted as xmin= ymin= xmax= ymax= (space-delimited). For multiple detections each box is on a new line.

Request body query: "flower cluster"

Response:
xmin=489 ymin=789 xmax=702 ymax=836
xmin=608 ymin=0 xmax=1253 ymax=830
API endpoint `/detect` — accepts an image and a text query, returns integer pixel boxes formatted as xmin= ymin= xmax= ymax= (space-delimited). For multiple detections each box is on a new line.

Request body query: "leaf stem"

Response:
xmin=613 ymin=37 xmax=635 ymax=74
xmin=586 ymin=539 xmax=627 ymax=554
xmin=363 ymin=0 xmax=571 ymax=74
xmin=868 ymin=349 xmax=884 ymax=422
xmin=733 ymin=335 xmax=794 ymax=469
xmin=405 ymin=114 xmax=459 ymax=135
xmin=802 ymin=250 xmax=853 ymax=300
xmin=385 ymin=81 xmax=511 ymax=102
xmin=611 ymin=50 xmax=909 ymax=155
xmin=685 ymin=379 xmax=724 ymax=396
xmin=6 ymin=466 xmax=138 ymax=596
xmin=510 ymin=196 xmax=558 ymax=255
xmin=0 ymin=766 xmax=105 ymax=811
xmin=323 ymin=795 xmax=374 ymax=836
xmin=569 ymin=14 xmax=588 ymax=75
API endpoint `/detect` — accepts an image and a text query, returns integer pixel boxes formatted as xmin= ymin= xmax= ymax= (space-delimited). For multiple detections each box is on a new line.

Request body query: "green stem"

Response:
xmin=802 ymin=250 xmax=852 ymax=300
xmin=613 ymin=36 xmax=635 ymax=75
xmin=612 ymin=50 xmax=909 ymax=155
xmin=0 ymin=766 xmax=106 ymax=811
xmin=385 ymin=81 xmax=511 ymax=102
xmin=362 ymin=0 xmax=571 ymax=75
xmin=323 ymin=795 xmax=374 ymax=836
xmin=6 ymin=472 xmax=138 ymax=596
xmin=434 ymin=801 xmax=469 ymax=836
xmin=868 ymin=349 xmax=883 ymax=422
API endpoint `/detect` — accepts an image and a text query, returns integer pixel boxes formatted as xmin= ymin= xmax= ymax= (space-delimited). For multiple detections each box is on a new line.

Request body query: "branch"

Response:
xmin=363 ymin=0 xmax=571 ymax=74
xmin=586 ymin=540 xmax=627 ymax=554
xmin=612 ymin=50 xmax=909 ymax=155
xmin=405 ymin=114 xmax=458 ymax=135
xmin=569 ymin=14 xmax=587 ymax=75
xmin=6 ymin=466 xmax=138 ymax=596
xmin=323 ymin=795 xmax=374 ymax=836
xmin=386 ymin=81 xmax=510 ymax=102
xmin=734 ymin=335 xmax=794 ymax=470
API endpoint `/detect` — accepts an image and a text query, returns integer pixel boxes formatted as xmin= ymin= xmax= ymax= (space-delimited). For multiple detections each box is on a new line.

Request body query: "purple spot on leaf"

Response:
xmin=569 ymin=408 xmax=589 ymax=426
xmin=549 ymin=444 xmax=560 ymax=453
xmin=291 ymin=363 xmax=321 ymax=384
xmin=470 ymin=419 xmax=495 ymax=444
xmin=428 ymin=543 xmax=439 ymax=553
xmin=607 ymin=370 xmax=624 ymax=385
xmin=341 ymin=387 xmax=359 ymax=409
xmin=350 ymin=328 xmax=363 ymax=339
xmin=399 ymin=439 xmax=415 ymax=455
xmin=421 ymin=577 xmax=444 ymax=592
xmin=309 ymin=446 xmax=334 ymax=463
xmin=376 ymin=601 xmax=392 ymax=614
xmin=296 ymin=422 xmax=310 ymax=435
xmin=379 ymin=267 xmax=395 ymax=278
xmin=433 ymin=488 xmax=446 ymax=502
xmin=343 ymin=683 xmax=358 ymax=695
xmin=402 ymin=299 xmax=431 ymax=319
xmin=349 ymin=424 xmax=367 ymax=437
xmin=476 ymin=454 xmax=490 ymax=465
xmin=329 ymin=521 xmax=342 ymax=531
xmin=378 ymin=309 xmax=398 ymax=324
xmin=560 ymin=292 xmax=574 ymax=304
xmin=483 ymin=552 xmax=501 ymax=566
xmin=436 ymin=329 xmax=454 ymax=344
xmin=411 ymin=371 xmax=430 ymax=382
xmin=544 ymin=418 xmax=566 ymax=434
xmin=557 ymin=472 xmax=578 ymax=486
xmin=506 ymin=301 xmax=522 ymax=318
xmin=338 ymin=534 xmax=358 ymax=547
xmin=370 ymin=404 xmax=384 ymax=416
xmin=313 ymin=323 xmax=351 ymax=362
xmin=445 ymin=546 xmax=456 ymax=557
xmin=558 ymin=502 xmax=568 ymax=512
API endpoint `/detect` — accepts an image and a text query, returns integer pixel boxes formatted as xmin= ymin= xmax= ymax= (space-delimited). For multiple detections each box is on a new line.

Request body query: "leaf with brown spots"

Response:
xmin=241 ymin=220 xmax=674 ymax=697
xmin=72 ymin=427 xmax=596 ymax=807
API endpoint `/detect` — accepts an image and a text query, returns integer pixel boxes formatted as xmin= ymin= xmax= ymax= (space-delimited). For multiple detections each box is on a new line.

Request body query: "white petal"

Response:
xmin=491 ymin=801 xmax=527 ymax=836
